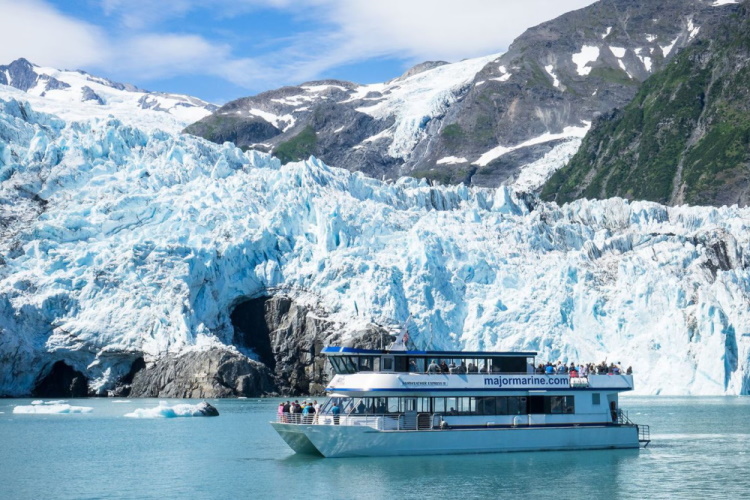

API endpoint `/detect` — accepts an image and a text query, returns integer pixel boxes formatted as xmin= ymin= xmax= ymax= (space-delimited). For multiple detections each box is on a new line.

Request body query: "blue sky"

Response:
xmin=0 ymin=0 xmax=596 ymax=104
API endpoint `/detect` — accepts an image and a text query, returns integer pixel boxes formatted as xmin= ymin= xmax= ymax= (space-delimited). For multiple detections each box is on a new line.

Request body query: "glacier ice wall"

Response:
xmin=1 ymin=97 xmax=749 ymax=396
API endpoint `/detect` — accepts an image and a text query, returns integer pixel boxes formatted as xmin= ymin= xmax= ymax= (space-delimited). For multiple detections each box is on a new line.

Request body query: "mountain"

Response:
xmin=542 ymin=1 xmax=750 ymax=207
xmin=0 ymin=58 xmax=217 ymax=133
xmin=1 ymin=96 xmax=749 ymax=397
xmin=185 ymin=0 xmax=734 ymax=190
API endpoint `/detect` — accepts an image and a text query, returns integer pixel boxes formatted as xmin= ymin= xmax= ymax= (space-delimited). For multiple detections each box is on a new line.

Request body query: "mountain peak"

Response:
xmin=0 ymin=58 xmax=217 ymax=131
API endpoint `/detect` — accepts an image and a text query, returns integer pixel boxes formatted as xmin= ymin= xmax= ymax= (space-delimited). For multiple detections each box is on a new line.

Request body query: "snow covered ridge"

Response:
xmin=0 ymin=58 xmax=217 ymax=133
xmin=0 ymin=98 xmax=749 ymax=396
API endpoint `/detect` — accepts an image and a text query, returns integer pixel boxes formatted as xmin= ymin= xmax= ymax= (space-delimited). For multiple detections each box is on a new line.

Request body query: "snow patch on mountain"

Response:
xmin=1 ymin=98 xmax=749 ymax=397
xmin=510 ymin=138 xmax=583 ymax=192
xmin=473 ymin=123 xmax=590 ymax=167
xmin=572 ymin=46 xmax=600 ymax=76
xmin=661 ymin=37 xmax=680 ymax=57
xmin=354 ymin=53 xmax=501 ymax=159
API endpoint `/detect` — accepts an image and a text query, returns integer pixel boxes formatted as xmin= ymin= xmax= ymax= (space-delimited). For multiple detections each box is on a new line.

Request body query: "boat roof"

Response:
xmin=321 ymin=347 xmax=537 ymax=357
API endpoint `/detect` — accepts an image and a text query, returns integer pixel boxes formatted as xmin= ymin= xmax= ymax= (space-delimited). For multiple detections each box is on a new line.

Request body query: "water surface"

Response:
xmin=1 ymin=396 xmax=747 ymax=499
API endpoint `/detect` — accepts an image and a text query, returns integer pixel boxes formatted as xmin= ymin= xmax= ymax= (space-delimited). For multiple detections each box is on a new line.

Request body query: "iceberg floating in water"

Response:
xmin=124 ymin=401 xmax=219 ymax=418
xmin=13 ymin=403 xmax=93 ymax=414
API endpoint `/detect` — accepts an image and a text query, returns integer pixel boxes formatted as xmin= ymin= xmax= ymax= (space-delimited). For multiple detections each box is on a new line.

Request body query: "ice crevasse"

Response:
xmin=0 ymin=97 xmax=749 ymax=396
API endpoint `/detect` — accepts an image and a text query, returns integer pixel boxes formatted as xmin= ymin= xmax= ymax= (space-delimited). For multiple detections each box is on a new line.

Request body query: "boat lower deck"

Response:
xmin=271 ymin=421 xmax=641 ymax=458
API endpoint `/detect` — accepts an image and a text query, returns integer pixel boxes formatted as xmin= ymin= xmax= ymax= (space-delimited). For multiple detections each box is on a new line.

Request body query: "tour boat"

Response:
xmin=271 ymin=339 xmax=650 ymax=458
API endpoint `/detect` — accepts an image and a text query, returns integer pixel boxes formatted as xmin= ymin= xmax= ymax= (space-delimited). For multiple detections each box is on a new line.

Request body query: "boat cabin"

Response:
xmin=321 ymin=346 xmax=535 ymax=375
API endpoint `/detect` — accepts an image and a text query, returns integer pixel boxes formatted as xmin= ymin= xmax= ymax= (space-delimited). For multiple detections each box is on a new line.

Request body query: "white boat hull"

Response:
xmin=271 ymin=423 xmax=640 ymax=458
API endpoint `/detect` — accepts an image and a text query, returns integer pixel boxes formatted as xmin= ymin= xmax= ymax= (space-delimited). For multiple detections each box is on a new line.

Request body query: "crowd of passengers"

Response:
xmin=422 ymin=359 xmax=632 ymax=376
xmin=535 ymin=361 xmax=632 ymax=376
xmin=277 ymin=400 xmax=321 ymax=423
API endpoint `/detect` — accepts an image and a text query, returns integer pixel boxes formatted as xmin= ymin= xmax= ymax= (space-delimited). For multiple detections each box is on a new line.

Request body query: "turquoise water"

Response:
xmin=1 ymin=396 xmax=749 ymax=499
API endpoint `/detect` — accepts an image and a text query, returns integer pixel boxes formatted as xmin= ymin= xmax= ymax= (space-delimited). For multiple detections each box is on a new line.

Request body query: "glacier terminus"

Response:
xmin=0 ymin=95 xmax=748 ymax=397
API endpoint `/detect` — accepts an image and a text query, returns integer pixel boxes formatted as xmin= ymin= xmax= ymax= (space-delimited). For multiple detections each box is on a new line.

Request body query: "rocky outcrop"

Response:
xmin=127 ymin=348 xmax=275 ymax=398
xmin=231 ymin=295 xmax=394 ymax=396
xmin=195 ymin=402 xmax=220 ymax=416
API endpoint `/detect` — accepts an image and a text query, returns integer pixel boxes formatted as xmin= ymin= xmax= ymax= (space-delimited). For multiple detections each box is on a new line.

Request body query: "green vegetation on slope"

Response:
xmin=273 ymin=126 xmax=318 ymax=164
xmin=543 ymin=6 xmax=750 ymax=207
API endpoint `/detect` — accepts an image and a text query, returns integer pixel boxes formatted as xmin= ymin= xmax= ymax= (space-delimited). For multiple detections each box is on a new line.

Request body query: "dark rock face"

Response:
xmin=81 ymin=86 xmax=105 ymax=105
xmin=32 ymin=360 xmax=89 ymax=398
xmin=230 ymin=295 xmax=394 ymax=396
xmin=128 ymin=348 xmax=275 ymax=398
xmin=184 ymin=0 xmax=730 ymax=188
xmin=542 ymin=2 xmax=749 ymax=207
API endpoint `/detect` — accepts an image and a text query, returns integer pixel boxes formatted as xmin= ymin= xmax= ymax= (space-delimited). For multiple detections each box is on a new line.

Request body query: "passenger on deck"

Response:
xmin=626 ymin=366 xmax=633 ymax=375
xmin=331 ymin=402 xmax=341 ymax=425
xmin=468 ymin=362 xmax=477 ymax=373
xmin=457 ymin=362 xmax=467 ymax=373
xmin=448 ymin=361 xmax=457 ymax=373
xmin=427 ymin=360 xmax=439 ymax=373
xmin=439 ymin=361 xmax=449 ymax=373
xmin=356 ymin=400 xmax=366 ymax=414
xmin=545 ymin=363 xmax=555 ymax=375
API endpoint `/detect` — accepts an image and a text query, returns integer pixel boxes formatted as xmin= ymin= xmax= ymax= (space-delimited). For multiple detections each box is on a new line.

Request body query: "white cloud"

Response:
xmin=0 ymin=0 xmax=108 ymax=68
xmin=322 ymin=0 xmax=598 ymax=62
xmin=0 ymin=0 xmax=599 ymax=94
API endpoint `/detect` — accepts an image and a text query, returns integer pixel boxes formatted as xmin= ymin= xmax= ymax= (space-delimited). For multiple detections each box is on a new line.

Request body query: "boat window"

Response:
xmin=381 ymin=356 xmax=393 ymax=371
xmin=331 ymin=356 xmax=357 ymax=373
xmin=328 ymin=357 xmax=344 ymax=373
xmin=373 ymin=357 xmax=380 ymax=372
xmin=359 ymin=356 xmax=373 ymax=372
xmin=387 ymin=398 xmax=400 ymax=413
xmin=549 ymin=396 xmax=565 ymax=414
xmin=508 ymin=396 xmax=526 ymax=415
xmin=495 ymin=397 xmax=508 ymax=415
xmin=433 ymin=398 xmax=446 ymax=413
xmin=477 ymin=397 xmax=495 ymax=415
xmin=408 ymin=358 xmax=425 ymax=373
xmin=415 ymin=398 xmax=429 ymax=412
xmin=394 ymin=356 xmax=408 ymax=372
xmin=592 ymin=393 xmax=601 ymax=405
xmin=564 ymin=396 xmax=575 ymax=414
xmin=446 ymin=397 xmax=458 ymax=415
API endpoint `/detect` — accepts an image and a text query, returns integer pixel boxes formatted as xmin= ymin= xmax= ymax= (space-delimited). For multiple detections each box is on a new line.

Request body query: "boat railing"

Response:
xmin=276 ymin=413 xmax=440 ymax=431
xmin=616 ymin=409 xmax=650 ymax=446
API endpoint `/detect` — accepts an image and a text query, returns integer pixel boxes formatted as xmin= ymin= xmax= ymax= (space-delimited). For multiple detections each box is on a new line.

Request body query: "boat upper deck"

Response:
xmin=321 ymin=347 xmax=634 ymax=393
xmin=322 ymin=346 xmax=536 ymax=375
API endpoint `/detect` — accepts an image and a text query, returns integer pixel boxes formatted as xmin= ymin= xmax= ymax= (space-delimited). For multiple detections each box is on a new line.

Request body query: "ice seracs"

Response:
xmin=0 ymin=97 xmax=749 ymax=398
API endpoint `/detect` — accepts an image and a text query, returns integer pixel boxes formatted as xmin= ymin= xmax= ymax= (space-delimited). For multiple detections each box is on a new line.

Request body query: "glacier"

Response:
xmin=0 ymin=96 xmax=749 ymax=397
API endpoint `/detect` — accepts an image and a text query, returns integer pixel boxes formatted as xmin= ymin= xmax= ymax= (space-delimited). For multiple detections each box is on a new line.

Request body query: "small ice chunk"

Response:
xmin=13 ymin=404 xmax=93 ymax=414
xmin=124 ymin=401 xmax=219 ymax=418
